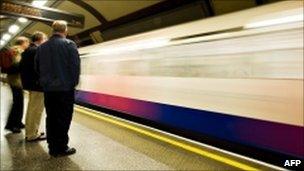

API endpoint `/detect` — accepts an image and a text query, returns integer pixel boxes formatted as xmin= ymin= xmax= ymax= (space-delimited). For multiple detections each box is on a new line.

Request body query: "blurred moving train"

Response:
xmin=75 ymin=1 xmax=303 ymax=164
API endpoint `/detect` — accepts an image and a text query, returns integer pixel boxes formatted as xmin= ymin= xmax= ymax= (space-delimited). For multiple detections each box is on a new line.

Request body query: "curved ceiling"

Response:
xmin=0 ymin=0 xmax=282 ymax=49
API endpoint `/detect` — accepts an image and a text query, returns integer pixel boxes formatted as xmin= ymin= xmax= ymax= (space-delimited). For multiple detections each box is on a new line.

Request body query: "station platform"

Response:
xmin=1 ymin=84 xmax=280 ymax=170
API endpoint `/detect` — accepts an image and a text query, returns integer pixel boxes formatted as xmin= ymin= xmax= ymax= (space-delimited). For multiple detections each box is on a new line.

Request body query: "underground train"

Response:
xmin=75 ymin=1 xmax=303 ymax=164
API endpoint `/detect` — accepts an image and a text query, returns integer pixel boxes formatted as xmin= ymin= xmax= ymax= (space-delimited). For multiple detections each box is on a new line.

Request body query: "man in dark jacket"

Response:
xmin=20 ymin=31 xmax=47 ymax=142
xmin=35 ymin=20 xmax=80 ymax=157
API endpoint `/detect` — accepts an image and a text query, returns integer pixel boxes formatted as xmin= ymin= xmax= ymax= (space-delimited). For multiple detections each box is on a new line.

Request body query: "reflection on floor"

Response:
xmin=1 ymin=84 xmax=275 ymax=170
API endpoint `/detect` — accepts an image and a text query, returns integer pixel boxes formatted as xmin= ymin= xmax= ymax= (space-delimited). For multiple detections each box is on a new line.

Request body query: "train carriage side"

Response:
xmin=75 ymin=1 xmax=304 ymax=165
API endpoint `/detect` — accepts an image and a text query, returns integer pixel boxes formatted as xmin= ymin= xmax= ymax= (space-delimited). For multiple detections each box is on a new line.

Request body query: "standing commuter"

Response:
xmin=20 ymin=31 xmax=48 ymax=141
xmin=5 ymin=37 xmax=29 ymax=133
xmin=35 ymin=20 xmax=80 ymax=157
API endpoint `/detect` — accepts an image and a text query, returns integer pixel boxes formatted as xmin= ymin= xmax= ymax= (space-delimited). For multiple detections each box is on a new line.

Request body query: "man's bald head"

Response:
xmin=52 ymin=20 xmax=68 ymax=34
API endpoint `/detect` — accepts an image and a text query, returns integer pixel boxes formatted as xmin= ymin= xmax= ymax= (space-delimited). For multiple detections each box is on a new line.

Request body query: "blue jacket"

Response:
xmin=35 ymin=34 xmax=80 ymax=91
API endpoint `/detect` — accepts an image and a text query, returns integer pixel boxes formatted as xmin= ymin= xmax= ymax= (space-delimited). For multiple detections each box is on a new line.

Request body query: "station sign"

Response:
xmin=0 ymin=0 xmax=84 ymax=28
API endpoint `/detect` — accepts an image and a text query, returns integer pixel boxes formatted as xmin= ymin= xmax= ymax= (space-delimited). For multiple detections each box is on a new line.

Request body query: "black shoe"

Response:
xmin=49 ymin=148 xmax=76 ymax=157
xmin=5 ymin=127 xmax=21 ymax=133
xmin=26 ymin=133 xmax=46 ymax=142
xmin=18 ymin=123 xmax=25 ymax=129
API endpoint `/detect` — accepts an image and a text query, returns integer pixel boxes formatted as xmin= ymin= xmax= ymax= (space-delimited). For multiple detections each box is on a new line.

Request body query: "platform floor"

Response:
xmin=1 ymin=84 xmax=278 ymax=170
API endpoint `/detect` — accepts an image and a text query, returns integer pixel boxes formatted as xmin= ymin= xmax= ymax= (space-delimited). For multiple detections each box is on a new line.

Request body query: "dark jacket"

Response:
xmin=35 ymin=34 xmax=80 ymax=91
xmin=20 ymin=43 xmax=42 ymax=91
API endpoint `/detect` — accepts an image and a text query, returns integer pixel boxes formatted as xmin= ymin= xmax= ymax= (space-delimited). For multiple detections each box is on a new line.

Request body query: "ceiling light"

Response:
xmin=2 ymin=34 xmax=11 ymax=41
xmin=18 ymin=17 xmax=28 ymax=23
xmin=245 ymin=14 xmax=304 ymax=29
xmin=32 ymin=0 xmax=48 ymax=7
xmin=8 ymin=25 xmax=20 ymax=34
xmin=0 ymin=40 xmax=5 ymax=46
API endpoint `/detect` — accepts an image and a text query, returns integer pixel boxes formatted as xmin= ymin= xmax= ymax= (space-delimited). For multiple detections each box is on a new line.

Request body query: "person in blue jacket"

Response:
xmin=35 ymin=20 xmax=80 ymax=157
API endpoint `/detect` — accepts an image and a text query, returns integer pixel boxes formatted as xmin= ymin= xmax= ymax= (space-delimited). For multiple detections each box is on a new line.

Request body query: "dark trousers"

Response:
xmin=5 ymin=86 xmax=24 ymax=129
xmin=44 ymin=90 xmax=74 ymax=153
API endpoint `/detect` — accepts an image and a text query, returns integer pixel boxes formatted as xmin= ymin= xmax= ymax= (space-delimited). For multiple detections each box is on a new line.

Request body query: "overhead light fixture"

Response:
xmin=0 ymin=40 xmax=5 ymax=46
xmin=32 ymin=0 xmax=48 ymax=7
xmin=18 ymin=17 xmax=28 ymax=23
xmin=245 ymin=14 xmax=303 ymax=29
xmin=2 ymin=34 xmax=11 ymax=41
xmin=8 ymin=25 xmax=20 ymax=34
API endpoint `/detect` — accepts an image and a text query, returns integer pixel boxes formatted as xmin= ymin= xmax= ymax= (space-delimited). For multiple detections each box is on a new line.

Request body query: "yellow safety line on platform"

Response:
xmin=75 ymin=107 xmax=259 ymax=171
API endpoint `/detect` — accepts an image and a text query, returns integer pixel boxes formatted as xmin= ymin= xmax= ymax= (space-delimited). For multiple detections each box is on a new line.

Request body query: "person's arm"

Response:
xmin=19 ymin=50 xmax=26 ymax=84
xmin=68 ymin=41 xmax=80 ymax=87
xmin=34 ymin=47 xmax=40 ymax=77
